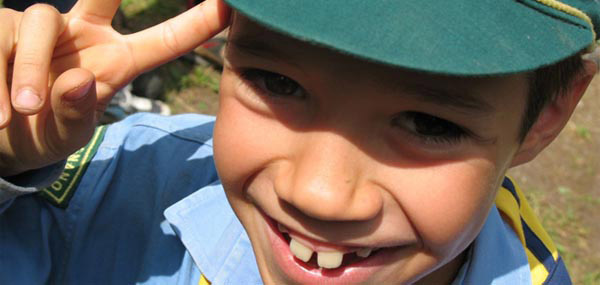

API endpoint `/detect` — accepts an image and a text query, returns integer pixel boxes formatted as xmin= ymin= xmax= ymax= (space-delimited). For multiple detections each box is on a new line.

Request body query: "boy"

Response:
xmin=0 ymin=0 xmax=597 ymax=283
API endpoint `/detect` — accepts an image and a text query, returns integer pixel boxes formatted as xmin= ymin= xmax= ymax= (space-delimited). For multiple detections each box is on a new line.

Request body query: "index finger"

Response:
xmin=125 ymin=0 xmax=231 ymax=74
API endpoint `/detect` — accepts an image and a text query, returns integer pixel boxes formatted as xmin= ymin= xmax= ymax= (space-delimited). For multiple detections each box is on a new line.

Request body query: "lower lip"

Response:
xmin=260 ymin=211 xmax=400 ymax=284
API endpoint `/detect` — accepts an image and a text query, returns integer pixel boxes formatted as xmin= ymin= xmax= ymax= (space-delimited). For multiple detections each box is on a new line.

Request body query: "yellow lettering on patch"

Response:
xmin=58 ymin=172 xmax=71 ymax=182
xmin=67 ymin=154 xmax=81 ymax=162
xmin=40 ymin=125 xmax=107 ymax=208
xmin=51 ymin=181 xmax=63 ymax=192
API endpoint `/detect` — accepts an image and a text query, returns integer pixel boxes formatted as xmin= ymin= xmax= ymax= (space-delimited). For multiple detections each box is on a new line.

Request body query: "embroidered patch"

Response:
xmin=40 ymin=125 xmax=107 ymax=208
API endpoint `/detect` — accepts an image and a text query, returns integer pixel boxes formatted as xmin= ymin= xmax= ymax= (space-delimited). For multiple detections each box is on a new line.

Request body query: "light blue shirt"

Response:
xmin=0 ymin=113 xmax=531 ymax=284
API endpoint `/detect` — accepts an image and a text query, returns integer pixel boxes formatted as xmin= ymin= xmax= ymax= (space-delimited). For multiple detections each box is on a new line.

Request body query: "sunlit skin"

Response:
xmin=212 ymin=15 xmax=534 ymax=284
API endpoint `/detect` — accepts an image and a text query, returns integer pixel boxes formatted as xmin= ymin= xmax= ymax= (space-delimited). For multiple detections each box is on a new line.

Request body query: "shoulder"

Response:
xmin=495 ymin=177 xmax=572 ymax=285
xmin=40 ymin=113 xmax=219 ymax=208
xmin=104 ymin=113 xmax=217 ymax=148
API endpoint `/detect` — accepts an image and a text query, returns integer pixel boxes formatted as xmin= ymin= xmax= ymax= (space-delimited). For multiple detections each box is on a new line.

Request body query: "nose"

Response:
xmin=275 ymin=132 xmax=383 ymax=221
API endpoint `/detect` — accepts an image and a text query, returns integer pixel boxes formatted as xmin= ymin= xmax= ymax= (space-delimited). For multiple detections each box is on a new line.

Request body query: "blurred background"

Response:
xmin=1 ymin=0 xmax=598 ymax=283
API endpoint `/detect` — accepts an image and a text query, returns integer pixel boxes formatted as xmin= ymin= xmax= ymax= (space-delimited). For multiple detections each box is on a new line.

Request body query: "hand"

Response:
xmin=0 ymin=0 xmax=231 ymax=176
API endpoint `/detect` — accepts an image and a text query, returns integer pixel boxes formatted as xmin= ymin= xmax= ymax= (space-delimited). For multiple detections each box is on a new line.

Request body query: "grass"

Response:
xmin=180 ymin=65 xmax=221 ymax=93
xmin=522 ymin=184 xmax=599 ymax=284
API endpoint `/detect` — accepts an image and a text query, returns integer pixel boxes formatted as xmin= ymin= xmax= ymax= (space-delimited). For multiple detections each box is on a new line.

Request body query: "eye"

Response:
xmin=241 ymin=69 xmax=305 ymax=98
xmin=391 ymin=112 xmax=467 ymax=144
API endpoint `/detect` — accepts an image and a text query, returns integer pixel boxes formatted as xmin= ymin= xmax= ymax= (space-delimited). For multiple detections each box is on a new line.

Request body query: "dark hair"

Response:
xmin=522 ymin=52 xmax=586 ymax=141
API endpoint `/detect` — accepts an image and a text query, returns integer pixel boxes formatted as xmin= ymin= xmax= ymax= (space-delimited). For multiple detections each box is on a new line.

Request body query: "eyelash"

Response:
xmin=239 ymin=68 xmax=306 ymax=100
xmin=238 ymin=68 xmax=471 ymax=146
xmin=392 ymin=112 xmax=469 ymax=146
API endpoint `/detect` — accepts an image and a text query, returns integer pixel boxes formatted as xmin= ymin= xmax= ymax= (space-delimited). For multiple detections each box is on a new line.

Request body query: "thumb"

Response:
xmin=47 ymin=68 xmax=98 ymax=156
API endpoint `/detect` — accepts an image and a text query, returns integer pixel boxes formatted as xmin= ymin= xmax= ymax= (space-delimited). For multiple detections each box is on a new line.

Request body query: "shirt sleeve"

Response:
xmin=0 ymin=161 xmax=66 ymax=209
xmin=0 ymin=113 xmax=219 ymax=284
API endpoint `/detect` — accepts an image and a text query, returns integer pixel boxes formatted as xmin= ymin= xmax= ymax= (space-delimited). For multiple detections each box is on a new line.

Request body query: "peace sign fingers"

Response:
xmin=125 ymin=0 xmax=231 ymax=74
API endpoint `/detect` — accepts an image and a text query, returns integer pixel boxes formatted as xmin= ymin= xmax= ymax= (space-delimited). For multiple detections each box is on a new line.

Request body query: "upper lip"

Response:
xmin=273 ymin=216 xmax=410 ymax=251
xmin=283 ymin=225 xmax=371 ymax=253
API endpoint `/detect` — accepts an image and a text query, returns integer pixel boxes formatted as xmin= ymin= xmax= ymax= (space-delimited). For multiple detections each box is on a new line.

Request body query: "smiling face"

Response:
xmin=212 ymin=15 xmax=530 ymax=284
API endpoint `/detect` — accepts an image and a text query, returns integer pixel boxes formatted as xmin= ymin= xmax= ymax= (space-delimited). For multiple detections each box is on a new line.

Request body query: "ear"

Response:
xmin=511 ymin=60 xmax=597 ymax=166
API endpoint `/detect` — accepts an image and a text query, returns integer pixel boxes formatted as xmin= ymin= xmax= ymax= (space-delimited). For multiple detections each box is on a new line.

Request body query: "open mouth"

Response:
xmin=278 ymin=223 xmax=381 ymax=270
xmin=260 ymin=211 xmax=405 ymax=283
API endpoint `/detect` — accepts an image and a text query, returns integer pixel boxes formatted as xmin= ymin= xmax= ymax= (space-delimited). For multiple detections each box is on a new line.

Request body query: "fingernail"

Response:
xmin=64 ymin=80 xmax=93 ymax=101
xmin=15 ymin=88 xmax=41 ymax=110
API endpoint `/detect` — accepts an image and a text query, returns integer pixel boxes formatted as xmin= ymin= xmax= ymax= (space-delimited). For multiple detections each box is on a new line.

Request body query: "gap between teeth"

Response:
xmin=288 ymin=237 xmax=373 ymax=269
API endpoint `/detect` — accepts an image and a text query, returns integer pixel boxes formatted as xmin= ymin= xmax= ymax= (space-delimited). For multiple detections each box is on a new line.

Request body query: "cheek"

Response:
xmin=214 ymin=72 xmax=286 ymax=196
xmin=389 ymin=159 xmax=502 ymax=258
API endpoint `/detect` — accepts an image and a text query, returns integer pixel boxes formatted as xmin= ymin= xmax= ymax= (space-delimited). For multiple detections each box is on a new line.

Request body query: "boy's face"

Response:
xmin=213 ymin=15 xmax=529 ymax=284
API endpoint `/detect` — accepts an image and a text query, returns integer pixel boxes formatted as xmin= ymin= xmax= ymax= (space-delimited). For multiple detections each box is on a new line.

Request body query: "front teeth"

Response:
xmin=288 ymin=236 xmax=374 ymax=269
xmin=290 ymin=238 xmax=313 ymax=262
xmin=289 ymin=237 xmax=343 ymax=269
xmin=317 ymin=251 xmax=344 ymax=269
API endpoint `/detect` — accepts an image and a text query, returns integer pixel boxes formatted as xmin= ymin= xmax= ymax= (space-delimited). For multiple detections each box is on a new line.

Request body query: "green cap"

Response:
xmin=225 ymin=0 xmax=600 ymax=76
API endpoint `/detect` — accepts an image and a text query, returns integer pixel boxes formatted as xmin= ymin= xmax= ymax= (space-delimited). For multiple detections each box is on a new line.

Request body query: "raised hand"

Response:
xmin=0 ymin=0 xmax=231 ymax=176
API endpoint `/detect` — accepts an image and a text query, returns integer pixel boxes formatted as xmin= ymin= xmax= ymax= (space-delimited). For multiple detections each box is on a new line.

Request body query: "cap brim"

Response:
xmin=225 ymin=0 xmax=594 ymax=76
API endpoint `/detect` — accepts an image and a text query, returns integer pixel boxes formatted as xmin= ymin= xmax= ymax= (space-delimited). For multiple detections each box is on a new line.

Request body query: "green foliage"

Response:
xmin=120 ymin=0 xmax=186 ymax=31
xmin=575 ymin=125 xmax=591 ymax=140
xmin=180 ymin=66 xmax=221 ymax=94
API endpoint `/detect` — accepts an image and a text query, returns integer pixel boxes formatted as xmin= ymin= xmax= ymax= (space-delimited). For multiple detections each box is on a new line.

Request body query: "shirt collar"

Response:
xmin=452 ymin=205 xmax=532 ymax=284
xmin=164 ymin=182 xmax=262 ymax=284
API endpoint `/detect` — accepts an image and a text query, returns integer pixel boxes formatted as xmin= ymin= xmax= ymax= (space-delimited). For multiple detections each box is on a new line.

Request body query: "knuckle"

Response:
xmin=60 ymin=101 xmax=95 ymax=122
xmin=15 ymin=58 xmax=44 ymax=76
xmin=24 ymin=4 xmax=60 ymax=18
xmin=161 ymin=20 xmax=181 ymax=56
xmin=0 ymin=8 xmax=13 ymax=19
xmin=0 ymin=7 xmax=19 ymax=17
xmin=196 ymin=5 xmax=214 ymax=34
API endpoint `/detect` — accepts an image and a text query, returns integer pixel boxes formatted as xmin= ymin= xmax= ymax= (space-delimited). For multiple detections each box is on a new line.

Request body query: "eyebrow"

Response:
xmin=400 ymin=83 xmax=496 ymax=115
xmin=227 ymin=37 xmax=309 ymax=76
xmin=228 ymin=37 xmax=290 ymax=62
